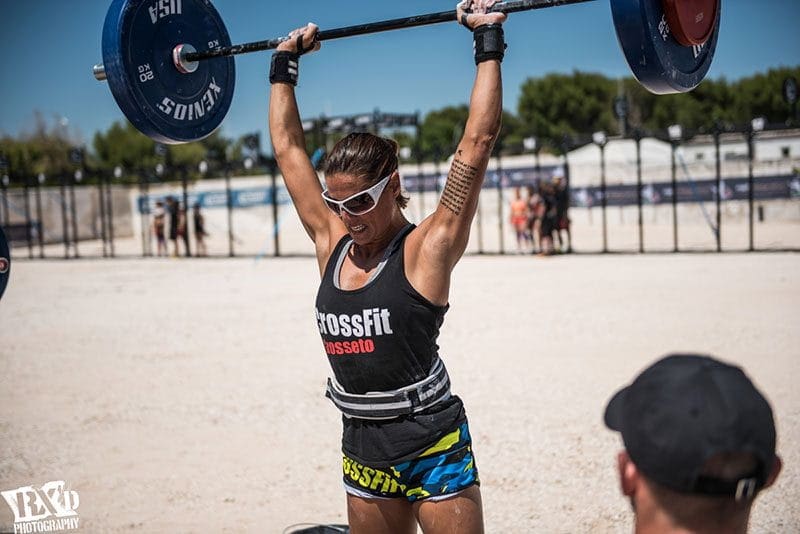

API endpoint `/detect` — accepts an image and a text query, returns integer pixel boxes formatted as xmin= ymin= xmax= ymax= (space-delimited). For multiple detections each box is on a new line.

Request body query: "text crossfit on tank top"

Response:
xmin=315 ymin=307 xmax=393 ymax=356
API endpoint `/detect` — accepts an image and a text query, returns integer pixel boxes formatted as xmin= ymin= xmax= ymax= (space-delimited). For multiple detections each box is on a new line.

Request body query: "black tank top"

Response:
xmin=315 ymin=224 xmax=465 ymax=466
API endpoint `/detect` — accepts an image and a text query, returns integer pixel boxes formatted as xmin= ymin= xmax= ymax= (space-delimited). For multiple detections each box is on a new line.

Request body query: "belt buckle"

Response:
xmin=406 ymin=388 xmax=422 ymax=408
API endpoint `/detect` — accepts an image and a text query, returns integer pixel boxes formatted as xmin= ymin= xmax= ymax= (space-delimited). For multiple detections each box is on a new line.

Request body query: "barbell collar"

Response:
xmin=173 ymin=44 xmax=199 ymax=74
xmin=93 ymin=63 xmax=106 ymax=81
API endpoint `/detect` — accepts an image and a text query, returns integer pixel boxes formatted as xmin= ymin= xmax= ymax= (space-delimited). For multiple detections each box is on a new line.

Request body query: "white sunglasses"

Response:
xmin=321 ymin=174 xmax=391 ymax=216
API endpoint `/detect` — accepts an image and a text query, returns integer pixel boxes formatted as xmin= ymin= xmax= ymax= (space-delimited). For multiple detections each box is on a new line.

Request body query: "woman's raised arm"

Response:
xmin=269 ymin=24 xmax=343 ymax=266
xmin=407 ymin=1 xmax=506 ymax=304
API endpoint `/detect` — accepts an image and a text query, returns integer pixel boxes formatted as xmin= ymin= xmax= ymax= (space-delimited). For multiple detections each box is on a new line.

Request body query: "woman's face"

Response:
xmin=323 ymin=172 xmax=399 ymax=244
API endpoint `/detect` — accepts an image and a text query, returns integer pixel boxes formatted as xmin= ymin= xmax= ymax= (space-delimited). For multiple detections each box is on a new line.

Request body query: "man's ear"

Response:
xmin=618 ymin=450 xmax=640 ymax=497
xmin=763 ymin=455 xmax=782 ymax=490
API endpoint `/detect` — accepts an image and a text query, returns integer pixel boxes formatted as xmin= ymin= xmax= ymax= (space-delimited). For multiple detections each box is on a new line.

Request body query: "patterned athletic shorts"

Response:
xmin=341 ymin=422 xmax=479 ymax=502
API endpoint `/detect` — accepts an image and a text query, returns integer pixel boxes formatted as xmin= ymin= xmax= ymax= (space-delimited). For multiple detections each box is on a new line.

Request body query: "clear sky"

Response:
xmin=1 ymin=0 xmax=798 ymax=151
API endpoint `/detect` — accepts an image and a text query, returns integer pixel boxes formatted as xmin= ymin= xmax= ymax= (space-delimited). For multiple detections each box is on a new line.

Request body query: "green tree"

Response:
xmin=514 ymin=67 xmax=799 ymax=140
xmin=386 ymin=130 xmax=417 ymax=163
xmin=517 ymin=71 xmax=617 ymax=146
xmin=92 ymin=121 xmax=236 ymax=181
xmin=1 ymin=113 xmax=76 ymax=184
xmin=92 ymin=121 xmax=158 ymax=180
xmin=497 ymin=109 xmax=524 ymax=154
xmin=730 ymin=67 xmax=800 ymax=125
xmin=419 ymin=105 xmax=469 ymax=159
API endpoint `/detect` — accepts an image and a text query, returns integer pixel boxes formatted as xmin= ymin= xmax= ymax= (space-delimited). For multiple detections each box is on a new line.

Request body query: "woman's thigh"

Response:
xmin=413 ymin=485 xmax=484 ymax=534
xmin=346 ymin=493 xmax=416 ymax=534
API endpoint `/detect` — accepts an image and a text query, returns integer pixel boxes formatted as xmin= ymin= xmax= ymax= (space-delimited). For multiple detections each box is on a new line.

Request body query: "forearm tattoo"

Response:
xmin=440 ymin=157 xmax=479 ymax=215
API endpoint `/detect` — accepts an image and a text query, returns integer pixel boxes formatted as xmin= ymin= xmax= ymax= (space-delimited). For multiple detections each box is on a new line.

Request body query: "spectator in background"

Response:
xmin=525 ymin=184 xmax=541 ymax=254
xmin=538 ymin=181 xmax=557 ymax=256
xmin=152 ymin=200 xmax=167 ymax=257
xmin=166 ymin=196 xmax=180 ymax=257
xmin=553 ymin=175 xmax=571 ymax=253
xmin=177 ymin=203 xmax=188 ymax=255
xmin=193 ymin=202 xmax=208 ymax=257
xmin=509 ymin=186 xmax=530 ymax=254
xmin=604 ymin=354 xmax=782 ymax=534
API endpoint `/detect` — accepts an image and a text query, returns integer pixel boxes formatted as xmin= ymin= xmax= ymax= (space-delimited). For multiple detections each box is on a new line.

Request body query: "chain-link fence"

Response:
xmin=3 ymin=129 xmax=798 ymax=259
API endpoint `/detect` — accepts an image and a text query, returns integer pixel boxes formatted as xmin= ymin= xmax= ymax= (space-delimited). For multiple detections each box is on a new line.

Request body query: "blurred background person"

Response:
xmin=176 ymin=203 xmax=187 ymax=256
xmin=525 ymin=184 xmax=541 ymax=254
xmin=166 ymin=196 xmax=180 ymax=257
xmin=553 ymin=175 xmax=571 ymax=253
xmin=193 ymin=202 xmax=208 ymax=257
xmin=509 ymin=186 xmax=530 ymax=253
xmin=538 ymin=181 xmax=557 ymax=256
xmin=152 ymin=200 xmax=167 ymax=257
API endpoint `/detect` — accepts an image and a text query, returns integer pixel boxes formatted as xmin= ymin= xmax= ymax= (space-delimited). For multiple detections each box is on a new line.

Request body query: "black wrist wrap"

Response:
xmin=473 ymin=24 xmax=506 ymax=65
xmin=270 ymin=51 xmax=300 ymax=86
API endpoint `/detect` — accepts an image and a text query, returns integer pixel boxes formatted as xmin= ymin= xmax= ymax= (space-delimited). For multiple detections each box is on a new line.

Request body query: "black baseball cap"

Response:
xmin=604 ymin=354 xmax=776 ymax=500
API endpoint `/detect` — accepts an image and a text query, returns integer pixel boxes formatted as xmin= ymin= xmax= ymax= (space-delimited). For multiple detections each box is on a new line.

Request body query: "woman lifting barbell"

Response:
xmin=269 ymin=1 xmax=505 ymax=532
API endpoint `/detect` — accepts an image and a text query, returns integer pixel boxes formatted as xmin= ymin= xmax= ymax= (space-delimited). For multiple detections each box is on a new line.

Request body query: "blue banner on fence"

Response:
xmin=138 ymin=171 xmax=798 ymax=213
xmin=403 ymin=165 xmax=565 ymax=192
xmin=137 ymin=186 xmax=292 ymax=213
xmin=404 ymin=165 xmax=798 ymax=207
xmin=568 ymin=173 xmax=800 ymax=208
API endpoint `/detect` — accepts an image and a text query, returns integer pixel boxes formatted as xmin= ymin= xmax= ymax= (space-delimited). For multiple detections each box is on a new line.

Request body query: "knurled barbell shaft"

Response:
xmin=183 ymin=0 xmax=596 ymax=63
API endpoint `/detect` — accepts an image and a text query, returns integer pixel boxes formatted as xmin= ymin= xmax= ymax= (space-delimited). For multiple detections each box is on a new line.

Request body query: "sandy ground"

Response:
xmin=1 ymin=252 xmax=798 ymax=533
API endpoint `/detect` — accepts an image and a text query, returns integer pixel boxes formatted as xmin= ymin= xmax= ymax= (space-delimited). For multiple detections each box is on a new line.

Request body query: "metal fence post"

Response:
xmin=671 ymin=141 xmax=679 ymax=252
xmin=600 ymin=142 xmax=608 ymax=253
xmin=269 ymin=158 xmax=280 ymax=258
xmin=714 ymin=126 xmax=722 ymax=252
xmin=495 ymin=146 xmax=504 ymax=255
xmin=98 ymin=169 xmax=108 ymax=257
xmin=635 ymin=131 xmax=644 ymax=253
xmin=35 ymin=173 xmax=45 ymax=258
xmin=181 ymin=167 xmax=191 ymax=257
xmin=23 ymin=175 xmax=33 ymax=258
xmin=60 ymin=174 xmax=70 ymax=259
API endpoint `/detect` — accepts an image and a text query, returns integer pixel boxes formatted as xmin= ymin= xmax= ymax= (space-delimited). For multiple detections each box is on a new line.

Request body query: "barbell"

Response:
xmin=92 ymin=0 xmax=721 ymax=144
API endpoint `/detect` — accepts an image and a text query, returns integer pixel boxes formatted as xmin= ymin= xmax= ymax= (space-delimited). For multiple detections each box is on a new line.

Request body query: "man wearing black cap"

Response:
xmin=604 ymin=354 xmax=782 ymax=533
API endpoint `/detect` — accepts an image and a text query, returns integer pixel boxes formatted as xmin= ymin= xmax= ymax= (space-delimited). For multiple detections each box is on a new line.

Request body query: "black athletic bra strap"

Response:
xmin=387 ymin=223 xmax=415 ymax=256
xmin=324 ymin=234 xmax=353 ymax=282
